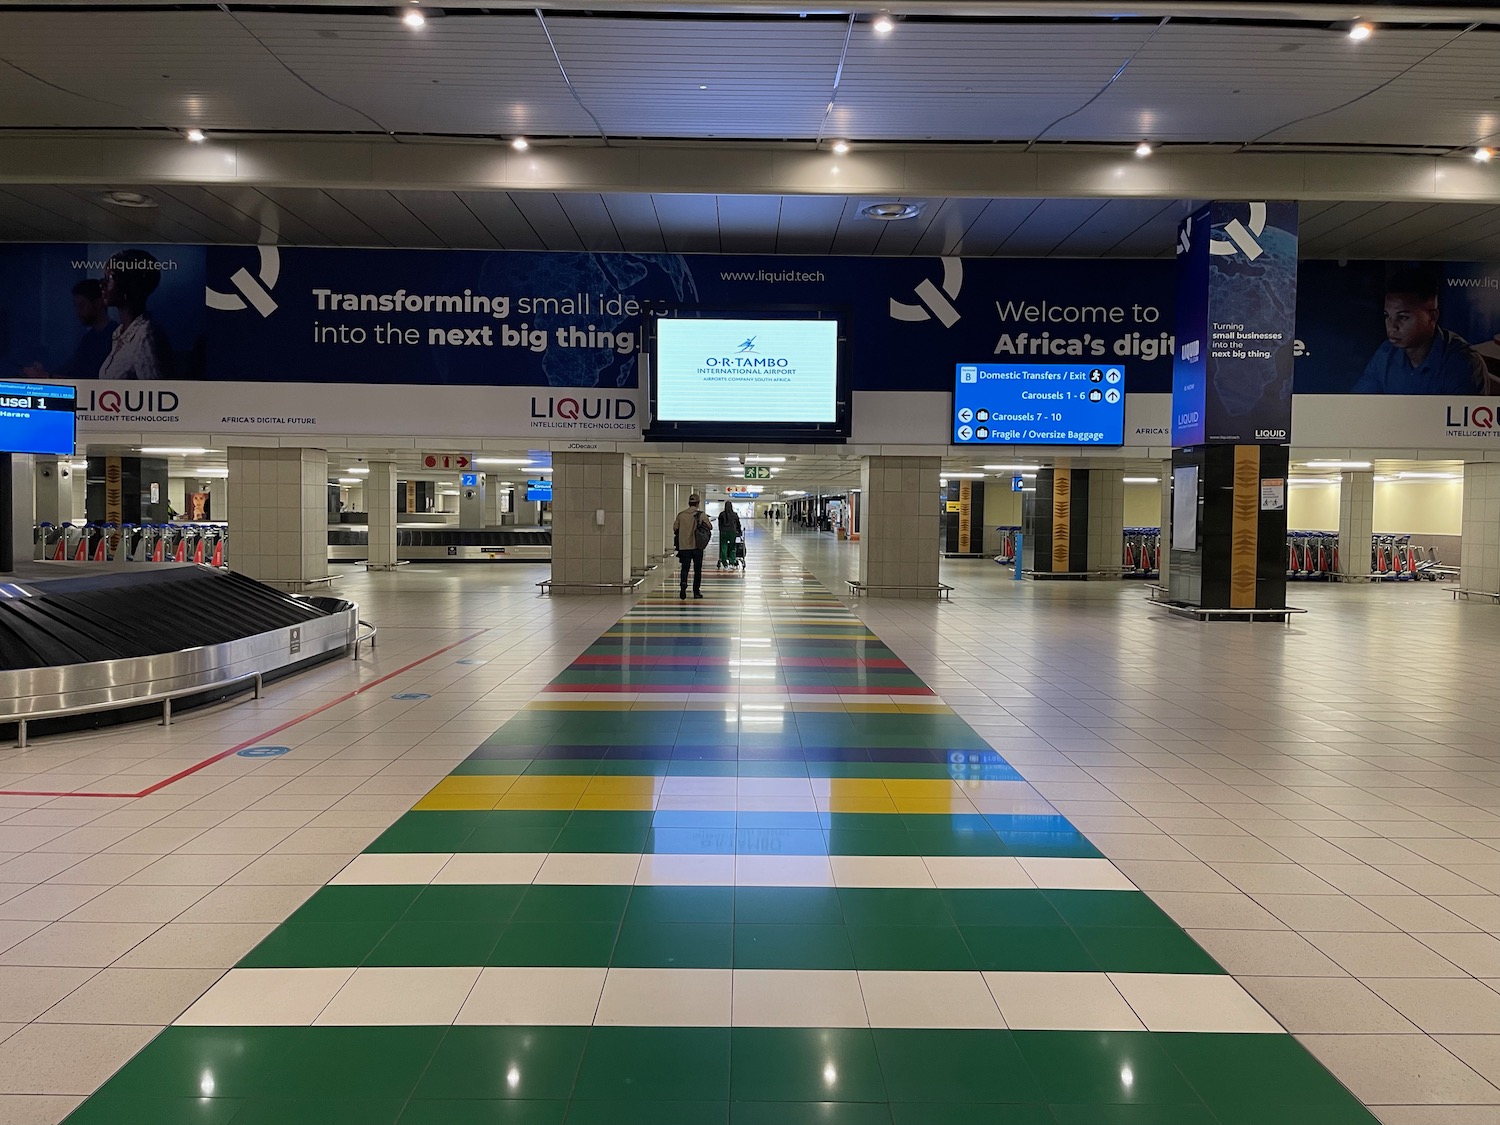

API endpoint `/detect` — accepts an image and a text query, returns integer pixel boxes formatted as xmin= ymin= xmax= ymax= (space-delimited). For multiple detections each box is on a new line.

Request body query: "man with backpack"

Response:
xmin=673 ymin=493 xmax=712 ymax=599
xmin=717 ymin=500 xmax=742 ymax=569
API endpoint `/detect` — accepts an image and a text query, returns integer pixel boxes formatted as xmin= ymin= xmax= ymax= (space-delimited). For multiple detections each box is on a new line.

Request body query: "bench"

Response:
xmin=1149 ymin=601 xmax=1307 ymax=624
xmin=537 ymin=578 xmax=644 ymax=596
xmin=846 ymin=581 xmax=953 ymax=601
xmin=1452 ymin=588 xmax=1500 ymax=603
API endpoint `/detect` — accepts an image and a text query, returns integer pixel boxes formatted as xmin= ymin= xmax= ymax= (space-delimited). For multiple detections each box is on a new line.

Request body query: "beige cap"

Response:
xmin=688 ymin=494 xmax=701 ymax=504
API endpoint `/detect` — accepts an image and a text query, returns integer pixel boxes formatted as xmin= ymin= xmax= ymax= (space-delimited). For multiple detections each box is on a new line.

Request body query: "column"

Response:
xmin=1086 ymin=468 xmax=1125 ymax=575
xmin=86 ymin=455 xmax=168 ymax=525
xmin=1026 ymin=463 xmax=1090 ymax=576
xmin=227 ymin=447 xmax=331 ymax=591
xmin=34 ymin=457 xmax=72 ymax=528
xmin=648 ymin=473 xmax=669 ymax=556
xmin=3 ymin=455 xmax=33 ymax=572
xmin=1167 ymin=445 xmax=1290 ymax=611
xmin=630 ymin=458 xmax=648 ymax=573
xmin=1461 ymin=462 xmax=1500 ymax=594
xmin=367 ymin=460 xmax=398 ymax=570
xmin=550 ymin=451 xmax=631 ymax=592
xmin=859 ymin=455 xmax=942 ymax=597
xmin=941 ymin=479 xmax=985 ymax=556
xmin=1158 ymin=461 xmax=1173 ymax=587
xmin=1338 ymin=470 xmax=1374 ymax=580
xmin=459 ymin=472 xmax=486 ymax=528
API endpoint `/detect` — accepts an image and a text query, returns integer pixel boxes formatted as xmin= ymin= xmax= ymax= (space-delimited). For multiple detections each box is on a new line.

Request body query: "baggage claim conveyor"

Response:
xmin=0 ymin=562 xmax=365 ymax=746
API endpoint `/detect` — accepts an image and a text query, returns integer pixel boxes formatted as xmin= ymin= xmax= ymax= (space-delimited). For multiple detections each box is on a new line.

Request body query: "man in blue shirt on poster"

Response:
xmin=22 ymin=279 xmax=114 ymax=380
xmin=1352 ymin=267 xmax=1489 ymax=395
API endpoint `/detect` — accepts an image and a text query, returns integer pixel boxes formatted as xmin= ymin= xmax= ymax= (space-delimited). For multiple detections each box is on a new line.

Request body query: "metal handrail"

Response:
xmin=354 ymin=620 xmax=378 ymax=658
xmin=537 ymin=578 xmax=644 ymax=595
xmin=4 ymin=670 xmax=263 ymax=749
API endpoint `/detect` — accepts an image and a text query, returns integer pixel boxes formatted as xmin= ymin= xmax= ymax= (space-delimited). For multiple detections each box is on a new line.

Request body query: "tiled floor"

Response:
xmin=0 ymin=527 xmax=1498 ymax=1122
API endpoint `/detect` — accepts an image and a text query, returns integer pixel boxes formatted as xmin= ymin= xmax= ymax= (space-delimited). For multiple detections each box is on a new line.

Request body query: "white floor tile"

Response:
xmin=731 ymin=969 xmax=867 ymax=1027
xmin=830 ymin=856 xmax=933 ymax=888
xmin=176 ymin=967 xmax=352 ymax=1025
xmin=635 ymin=853 xmax=736 ymax=886
xmin=1109 ymin=972 xmax=1284 ymax=1033
xmin=330 ymin=852 xmax=451 ymax=886
xmin=734 ymin=855 xmax=834 ymax=887
xmin=595 ymin=967 xmax=731 ymax=1026
xmin=433 ymin=853 xmax=546 ymax=885
xmin=1014 ymin=857 xmax=1134 ymax=891
xmin=316 ymin=966 xmax=480 ymax=1025
xmin=859 ymin=970 xmax=1003 ymax=1028
xmin=922 ymin=856 xmax=1032 ymax=889
xmin=456 ymin=967 xmax=606 ymax=1025
xmin=984 ymin=971 xmax=1144 ymax=1031
xmin=535 ymin=852 xmax=641 ymax=885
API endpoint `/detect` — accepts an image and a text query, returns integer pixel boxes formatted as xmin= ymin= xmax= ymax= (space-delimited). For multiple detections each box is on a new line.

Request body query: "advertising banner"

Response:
xmin=1172 ymin=201 xmax=1299 ymax=447
xmin=0 ymin=244 xmax=1179 ymax=395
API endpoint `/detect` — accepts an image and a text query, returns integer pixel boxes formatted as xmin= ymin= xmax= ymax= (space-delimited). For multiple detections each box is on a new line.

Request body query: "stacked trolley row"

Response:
xmin=1284 ymin=530 xmax=1450 ymax=581
xmin=35 ymin=523 xmax=228 ymax=567
xmin=1122 ymin=527 xmax=1161 ymax=577
xmin=992 ymin=526 xmax=1020 ymax=565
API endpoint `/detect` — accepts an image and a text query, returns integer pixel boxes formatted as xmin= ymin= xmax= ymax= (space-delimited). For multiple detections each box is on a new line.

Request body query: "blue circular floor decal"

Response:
xmin=392 ymin=692 xmax=431 ymax=700
xmin=455 ymin=659 xmax=487 ymax=666
xmin=237 ymin=746 xmax=292 ymax=758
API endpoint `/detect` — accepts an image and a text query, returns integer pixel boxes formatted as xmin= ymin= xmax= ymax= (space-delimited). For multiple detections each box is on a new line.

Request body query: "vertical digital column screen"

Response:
xmin=953 ymin=364 xmax=1125 ymax=446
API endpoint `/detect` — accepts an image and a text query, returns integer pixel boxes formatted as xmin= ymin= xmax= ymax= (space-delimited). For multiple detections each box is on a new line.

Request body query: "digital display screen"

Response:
xmin=655 ymin=318 xmax=839 ymax=424
xmin=526 ymin=479 xmax=552 ymax=503
xmin=0 ymin=382 xmax=76 ymax=456
xmin=953 ymin=364 xmax=1124 ymax=446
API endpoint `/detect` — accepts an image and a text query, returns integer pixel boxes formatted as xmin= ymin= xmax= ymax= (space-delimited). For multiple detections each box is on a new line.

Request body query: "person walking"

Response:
xmin=673 ymin=493 xmax=711 ymax=599
xmin=717 ymin=500 xmax=742 ymax=569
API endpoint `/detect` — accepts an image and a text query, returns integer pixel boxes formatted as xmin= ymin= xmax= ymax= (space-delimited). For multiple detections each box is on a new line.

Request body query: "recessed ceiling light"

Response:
xmin=185 ymin=128 xmax=206 ymax=143
xmin=860 ymin=201 xmax=922 ymax=221
xmin=1348 ymin=22 xmax=1373 ymax=40
xmin=1475 ymin=147 xmax=1494 ymax=163
xmin=511 ymin=137 xmax=529 ymax=151
xmin=403 ymin=7 xmax=426 ymax=27
xmin=698 ymin=84 xmax=708 ymax=91
xmin=102 ymin=190 xmax=157 ymax=209
xmin=832 ymin=140 xmax=851 ymax=155
xmin=872 ymin=11 xmax=895 ymax=34
xmin=1135 ymin=140 xmax=1153 ymax=157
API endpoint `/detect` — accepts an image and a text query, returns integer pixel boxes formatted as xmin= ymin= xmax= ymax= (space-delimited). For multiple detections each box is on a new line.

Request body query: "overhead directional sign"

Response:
xmin=423 ymin=453 xmax=471 ymax=470
xmin=744 ymin=466 xmax=773 ymax=480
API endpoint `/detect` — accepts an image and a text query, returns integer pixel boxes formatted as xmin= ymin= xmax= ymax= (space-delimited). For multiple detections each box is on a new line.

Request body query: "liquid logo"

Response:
xmin=206 ymin=245 xmax=281 ymax=316
xmin=890 ymin=257 xmax=963 ymax=327
xmin=1176 ymin=203 xmax=1268 ymax=262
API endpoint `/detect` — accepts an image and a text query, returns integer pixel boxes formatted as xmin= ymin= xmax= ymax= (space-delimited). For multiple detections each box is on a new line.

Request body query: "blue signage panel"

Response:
xmin=526 ymin=479 xmax=553 ymax=502
xmin=1174 ymin=201 xmax=1299 ymax=446
xmin=460 ymin=472 xmax=478 ymax=487
xmin=952 ymin=363 xmax=1124 ymax=446
xmin=0 ymin=381 xmax=76 ymax=456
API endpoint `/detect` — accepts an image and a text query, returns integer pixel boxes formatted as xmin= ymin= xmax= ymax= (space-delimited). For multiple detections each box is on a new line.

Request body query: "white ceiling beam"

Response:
xmin=1 ymin=136 xmax=1497 ymax=204
xmin=32 ymin=1 xmax=1500 ymax=22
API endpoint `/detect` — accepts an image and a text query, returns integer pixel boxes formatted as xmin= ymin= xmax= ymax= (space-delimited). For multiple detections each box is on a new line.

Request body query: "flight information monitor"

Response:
xmin=0 ymin=382 xmax=77 ymax=456
xmin=525 ymin=478 xmax=553 ymax=503
xmin=952 ymin=363 xmax=1124 ymax=446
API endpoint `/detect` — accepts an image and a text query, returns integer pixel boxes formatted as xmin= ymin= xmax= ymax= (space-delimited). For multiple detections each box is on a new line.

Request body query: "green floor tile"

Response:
xmin=734 ymin=923 xmax=855 ymax=969
xmin=625 ymin=886 xmax=735 ymax=925
xmin=732 ymin=1101 xmax=894 ymax=1125
xmin=1047 ymin=1106 xmax=1217 ymax=1125
xmin=1045 ymin=889 xmax=1177 ymax=929
xmin=396 ymin=1100 xmax=568 ymax=1125
xmin=462 ymin=827 xmax=564 ymax=853
xmin=903 ymin=829 xmax=1011 ymax=857
xmin=611 ymin=921 xmax=733 ymax=967
xmin=564 ymin=1100 xmax=729 ymax=1125
xmin=550 ymin=826 xmax=650 ymax=852
xmin=414 ymin=1027 xmax=589 ymax=1101
xmin=489 ymin=922 xmax=620 ymax=966
xmin=1074 ymin=927 xmax=1224 ymax=975
xmin=367 ymin=812 xmax=486 ymax=852
xmin=959 ymin=925 xmax=1099 ymax=972
xmin=364 ymin=920 xmax=502 ymax=966
xmin=888 ymin=1105 xmax=1050 ymax=1125
xmin=237 ymin=922 xmax=389 ymax=969
xmin=940 ymin=890 xmax=1064 ymax=927
xmin=514 ymin=885 xmax=630 ymax=924
xmin=228 ymin=1098 xmax=405 ymax=1125
xmin=730 ymin=1029 xmax=886 ymax=1103
xmin=274 ymin=1027 xmax=445 ymax=1100
xmin=287 ymin=886 xmax=422 ymax=925
xmin=90 ymin=1028 xmax=302 ymax=1101
xmin=838 ymin=888 xmax=953 ymax=927
xmin=1159 ymin=1033 xmax=1367 ymax=1111
xmin=735 ymin=887 xmax=844 ymax=925
xmin=847 ymin=924 xmax=975 ymax=970
xmin=872 ymin=1029 xmax=1039 ymax=1104
xmin=404 ymin=885 xmax=526 ymax=923
xmin=1012 ymin=1032 xmax=1201 ymax=1107
xmin=574 ymin=1027 xmax=730 ymax=1102
xmin=62 ymin=1096 xmax=244 ymax=1125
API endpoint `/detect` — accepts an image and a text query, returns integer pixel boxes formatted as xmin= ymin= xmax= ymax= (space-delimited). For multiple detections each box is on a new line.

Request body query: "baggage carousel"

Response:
xmin=0 ymin=562 xmax=361 ymax=744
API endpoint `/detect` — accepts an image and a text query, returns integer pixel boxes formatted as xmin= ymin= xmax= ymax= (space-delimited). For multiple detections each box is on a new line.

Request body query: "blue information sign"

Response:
xmin=236 ymin=745 xmax=292 ymax=758
xmin=0 ymin=381 xmax=76 ymax=456
xmin=461 ymin=472 xmax=478 ymax=487
xmin=953 ymin=364 xmax=1124 ymax=446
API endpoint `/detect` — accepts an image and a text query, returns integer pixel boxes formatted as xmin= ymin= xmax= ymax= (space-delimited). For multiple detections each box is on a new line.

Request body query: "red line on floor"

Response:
xmin=0 ymin=628 xmax=491 ymax=800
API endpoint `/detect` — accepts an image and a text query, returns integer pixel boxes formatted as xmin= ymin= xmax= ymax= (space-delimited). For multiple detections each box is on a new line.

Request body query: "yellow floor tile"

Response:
xmin=496 ymin=792 xmax=581 ymax=811
xmin=430 ymin=776 xmax=516 ymax=796
xmin=823 ymin=778 xmax=889 ymax=799
xmin=508 ymin=776 xmax=589 ymax=796
xmin=412 ymin=794 xmax=500 ymax=811
xmin=892 ymin=797 xmax=979 ymax=814
xmin=575 ymin=793 xmax=656 ymax=811
xmin=882 ymin=779 xmax=963 ymax=799
xmin=845 ymin=703 xmax=905 ymax=713
xmin=583 ymin=776 xmax=663 ymax=796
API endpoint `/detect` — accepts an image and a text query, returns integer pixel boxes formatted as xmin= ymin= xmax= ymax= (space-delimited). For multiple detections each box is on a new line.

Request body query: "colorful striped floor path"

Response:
xmin=62 ymin=537 xmax=1379 ymax=1125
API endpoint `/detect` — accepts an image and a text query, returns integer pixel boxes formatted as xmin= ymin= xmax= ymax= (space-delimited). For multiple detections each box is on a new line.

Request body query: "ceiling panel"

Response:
xmin=911 ymin=199 xmax=994 ymax=257
xmin=459 ymin=192 xmax=548 ymax=251
xmin=397 ymin=191 xmax=503 ymax=250
xmin=599 ymin=194 xmax=666 ymax=253
xmin=715 ymin=196 xmax=784 ymax=255
xmin=554 ymin=193 xmax=625 ymax=253
xmin=773 ymin=195 xmax=846 ymax=255
xmin=652 ymin=194 xmax=721 ymax=253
